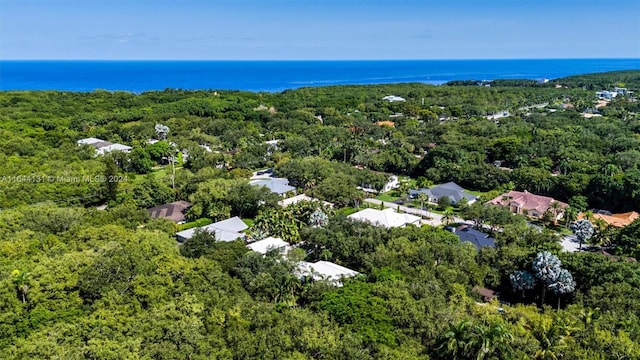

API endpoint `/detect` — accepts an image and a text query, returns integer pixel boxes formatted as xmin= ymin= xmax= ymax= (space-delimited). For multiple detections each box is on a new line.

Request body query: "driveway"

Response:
xmin=560 ymin=234 xmax=581 ymax=252
xmin=364 ymin=198 xmax=469 ymax=227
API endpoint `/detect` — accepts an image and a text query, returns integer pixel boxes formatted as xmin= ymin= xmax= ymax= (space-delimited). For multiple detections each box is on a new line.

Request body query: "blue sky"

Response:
xmin=1 ymin=0 xmax=639 ymax=60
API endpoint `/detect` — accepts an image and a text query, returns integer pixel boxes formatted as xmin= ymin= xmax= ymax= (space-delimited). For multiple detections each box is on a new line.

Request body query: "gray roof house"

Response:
xmin=409 ymin=182 xmax=478 ymax=204
xmin=176 ymin=216 xmax=248 ymax=242
xmin=445 ymin=225 xmax=495 ymax=250
xmin=249 ymin=178 xmax=296 ymax=196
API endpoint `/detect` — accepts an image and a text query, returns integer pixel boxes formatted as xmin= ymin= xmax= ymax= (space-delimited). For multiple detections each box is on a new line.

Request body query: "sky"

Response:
xmin=1 ymin=0 xmax=639 ymax=60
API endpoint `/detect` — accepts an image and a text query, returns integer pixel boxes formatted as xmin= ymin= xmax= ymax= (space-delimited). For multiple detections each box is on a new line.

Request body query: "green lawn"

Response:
xmin=336 ymin=207 xmax=359 ymax=216
xmin=376 ymin=191 xmax=401 ymax=202
xmin=336 ymin=203 xmax=371 ymax=217
xmin=465 ymin=189 xmax=491 ymax=197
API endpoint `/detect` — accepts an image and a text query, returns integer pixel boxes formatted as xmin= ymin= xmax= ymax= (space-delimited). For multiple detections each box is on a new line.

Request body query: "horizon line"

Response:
xmin=2 ymin=57 xmax=640 ymax=62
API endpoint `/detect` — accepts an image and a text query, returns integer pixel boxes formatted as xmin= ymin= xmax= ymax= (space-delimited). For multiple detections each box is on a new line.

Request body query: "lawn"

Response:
xmin=336 ymin=203 xmax=371 ymax=217
xmin=376 ymin=191 xmax=401 ymax=202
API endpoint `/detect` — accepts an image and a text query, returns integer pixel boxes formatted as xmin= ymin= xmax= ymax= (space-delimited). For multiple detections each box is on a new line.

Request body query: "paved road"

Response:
xmin=364 ymin=198 xmax=469 ymax=227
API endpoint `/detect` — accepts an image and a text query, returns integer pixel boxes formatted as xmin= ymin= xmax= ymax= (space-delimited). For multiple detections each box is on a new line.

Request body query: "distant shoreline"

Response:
xmin=1 ymin=59 xmax=639 ymax=93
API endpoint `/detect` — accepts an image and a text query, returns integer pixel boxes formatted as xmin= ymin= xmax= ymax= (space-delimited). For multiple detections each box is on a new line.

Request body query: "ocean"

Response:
xmin=1 ymin=59 xmax=639 ymax=93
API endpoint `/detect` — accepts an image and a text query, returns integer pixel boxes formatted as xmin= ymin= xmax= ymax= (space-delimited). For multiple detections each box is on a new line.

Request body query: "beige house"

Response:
xmin=486 ymin=190 xmax=568 ymax=220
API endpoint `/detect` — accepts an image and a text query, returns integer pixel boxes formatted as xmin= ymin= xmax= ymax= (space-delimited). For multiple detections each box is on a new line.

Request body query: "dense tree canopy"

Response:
xmin=1 ymin=71 xmax=640 ymax=358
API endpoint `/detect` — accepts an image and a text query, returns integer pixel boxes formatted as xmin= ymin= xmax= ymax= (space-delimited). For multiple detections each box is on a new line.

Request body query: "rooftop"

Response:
xmin=473 ymin=286 xmax=498 ymax=302
xmin=578 ymin=211 xmax=640 ymax=228
xmin=278 ymin=194 xmax=334 ymax=208
xmin=250 ymin=178 xmax=296 ymax=195
xmin=348 ymin=208 xmax=420 ymax=228
xmin=297 ymin=261 xmax=360 ymax=286
xmin=77 ymin=138 xmax=132 ymax=154
xmin=448 ymin=225 xmax=496 ymax=250
xmin=147 ymin=201 xmax=192 ymax=223
xmin=486 ymin=190 xmax=567 ymax=214
xmin=246 ymin=237 xmax=290 ymax=255
xmin=176 ymin=216 xmax=248 ymax=242
xmin=410 ymin=181 xmax=478 ymax=203
xmin=382 ymin=95 xmax=406 ymax=102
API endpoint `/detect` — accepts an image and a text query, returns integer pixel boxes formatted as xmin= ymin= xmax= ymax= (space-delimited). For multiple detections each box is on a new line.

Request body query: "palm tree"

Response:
xmin=442 ymin=207 xmax=455 ymax=225
xmin=437 ymin=320 xmax=473 ymax=360
xmin=471 ymin=322 xmax=514 ymax=360
xmin=352 ymin=191 xmax=364 ymax=208
xmin=396 ymin=181 xmax=411 ymax=201
xmin=309 ymin=209 xmax=329 ymax=228
xmin=416 ymin=192 xmax=429 ymax=217
xmin=546 ymin=201 xmax=563 ymax=225
xmin=549 ymin=268 xmax=576 ymax=310
xmin=533 ymin=251 xmax=562 ymax=305
xmin=510 ymin=270 xmax=535 ymax=299
xmin=254 ymin=208 xmax=301 ymax=243
xmin=570 ymin=219 xmax=594 ymax=250
xmin=563 ymin=206 xmax=578 ymax=226
xmin=527 ymin=316 xmax=577 ymax=360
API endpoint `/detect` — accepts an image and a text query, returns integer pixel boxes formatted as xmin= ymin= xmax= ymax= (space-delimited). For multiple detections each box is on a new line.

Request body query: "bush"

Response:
xmin=177 ymin=218 xmax=213 ymax=231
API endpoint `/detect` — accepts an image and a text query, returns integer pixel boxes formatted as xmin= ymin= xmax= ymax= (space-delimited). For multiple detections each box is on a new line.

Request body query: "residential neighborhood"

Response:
xmin=5 ymin=70 xmax=640 ymax=358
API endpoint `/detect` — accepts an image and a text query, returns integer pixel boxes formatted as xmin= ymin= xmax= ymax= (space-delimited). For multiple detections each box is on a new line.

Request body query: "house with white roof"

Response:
xmin=246 ymin=237 xmax=291 ymax=255
xmin=250 ymin=178 xmax=296 ymax=196
xmin=176 ymin=216 xmax=248 ymax=242
xmin=278 ymin=194 xmax=334 ymax=208
xmin=614 ymin=87 xmax=630 ymax=96
xmin=382 ymin=95 xmax=406 ymax=102
xmin=348 ymin=208 xmax=421 ymax=228
xmin=77 ymin=138 xmax=132 ymax=156
xmin=297 ymin=261 xmax=360 ymax=287
xmin=596 ymin=91 xmax=618 ymax=101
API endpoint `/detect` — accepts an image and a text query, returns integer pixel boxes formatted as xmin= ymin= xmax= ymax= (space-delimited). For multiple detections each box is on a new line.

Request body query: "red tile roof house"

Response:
xmin=486 ymin=190 xmax=568 ymax=221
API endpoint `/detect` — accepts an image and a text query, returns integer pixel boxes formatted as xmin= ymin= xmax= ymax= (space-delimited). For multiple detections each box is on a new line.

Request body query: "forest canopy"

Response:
xmin=1 ymin=70 xmax=640 ymax=359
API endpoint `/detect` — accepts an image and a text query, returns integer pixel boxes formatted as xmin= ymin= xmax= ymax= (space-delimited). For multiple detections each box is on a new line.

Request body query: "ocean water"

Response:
xmin=0 ymin=59 xmax=639 ymax=93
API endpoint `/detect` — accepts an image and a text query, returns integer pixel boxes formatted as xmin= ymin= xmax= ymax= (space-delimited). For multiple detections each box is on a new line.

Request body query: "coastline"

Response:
xmin=1 ymin=59 xmax=639 ymax=93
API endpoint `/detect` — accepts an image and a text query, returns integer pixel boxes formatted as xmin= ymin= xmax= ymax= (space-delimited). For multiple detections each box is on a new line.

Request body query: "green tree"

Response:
xmin=103 ymin=156 xmax=119 ymax=203
xmin=442 ymin=207 xmax=455 ymax=225
xmin=416 ymin=192 xmax=429 ymax=216
xmin=254 ymin=208 xmax=301 ymax=243
xmin=437 ymin=196 xmax=452 ymax=210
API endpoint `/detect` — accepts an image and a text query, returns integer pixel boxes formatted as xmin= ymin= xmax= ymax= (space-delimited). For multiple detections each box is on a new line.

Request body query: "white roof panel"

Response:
xmin=247 ymin=237 xmax=290 ymax=254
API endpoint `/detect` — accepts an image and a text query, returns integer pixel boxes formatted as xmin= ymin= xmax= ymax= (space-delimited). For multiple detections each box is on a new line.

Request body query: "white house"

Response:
xmin=246 ymin=237 xmax=291 ymax=255
xmin=486 ymin=111 xmax=510 ymax=120
xmin=382 ymin=95 xmax=406 ymax=102
xmin=348 ymin=208 xmax=421 ymax=228
xmin=614 ymin=87 xmax=628 ymax=96
xmin=297 ymin=261 xmax=360 ymax=287
xmin=382 ymin=175 xmax=400 ymax=193
xmin=278 ymin=194 xmax=334 ymax=208
xmin=77 ymin=138 xmax=132 ymax=156
xmin=596 ymin=91 xmax=618 ymax=101
xmin=250 ymin=178 xmax=296 ymax=196
xmin=176 ymin=216 xmax=248 ymax=242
